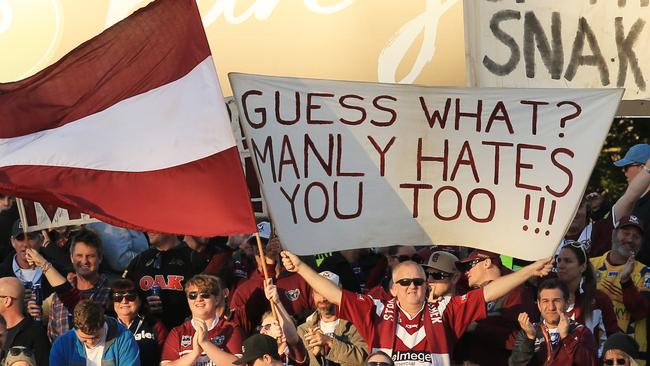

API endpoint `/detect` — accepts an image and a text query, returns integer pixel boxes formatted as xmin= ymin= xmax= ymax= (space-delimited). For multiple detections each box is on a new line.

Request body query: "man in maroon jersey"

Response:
xmin=281 ymin=251 xmax=551 ymax=366
xmin=161 ymin=274 xmax=243 ymax=366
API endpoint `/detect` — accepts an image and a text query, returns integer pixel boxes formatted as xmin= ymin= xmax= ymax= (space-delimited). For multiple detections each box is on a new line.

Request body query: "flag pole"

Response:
xmin=255 ymin=232 xmax=280 ymax=322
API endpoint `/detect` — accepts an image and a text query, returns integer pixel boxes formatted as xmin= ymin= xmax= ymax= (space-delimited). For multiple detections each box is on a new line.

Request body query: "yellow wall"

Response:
xmin=0 ymin=0 xmax=467 ymax=94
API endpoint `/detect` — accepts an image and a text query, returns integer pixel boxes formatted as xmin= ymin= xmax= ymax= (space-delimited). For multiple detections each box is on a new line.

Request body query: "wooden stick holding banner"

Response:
xmin=255 ymin=232 xmax=280 ymax=323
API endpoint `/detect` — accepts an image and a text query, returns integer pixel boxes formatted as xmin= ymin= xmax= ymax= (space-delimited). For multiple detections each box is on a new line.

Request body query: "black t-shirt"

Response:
xmin=2 ymin=317 xmax=51 ymax=366
xmin=125 ymin=242 xmax=207 ymax=330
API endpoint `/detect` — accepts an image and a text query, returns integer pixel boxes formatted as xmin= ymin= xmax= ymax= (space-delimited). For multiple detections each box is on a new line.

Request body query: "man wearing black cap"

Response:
xmin=0 ymin=220 xmax=58 ymax=301
xmin=591 ymin=215 xmax=649 ymax=365
xmin=453 ymin=250 xmax=538 ymax=366
xmin=234 ymin=334 xmax=283 ymax=366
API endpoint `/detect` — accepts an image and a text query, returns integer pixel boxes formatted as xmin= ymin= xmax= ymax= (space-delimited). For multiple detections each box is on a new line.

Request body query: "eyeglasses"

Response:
xmin=395 ymin=278 xmax=425 ymax=287
xmin=366 ymin=362 xmax=392 ymax=366
xmin=8 ymin=346 xmax=34 ymax=357
xmin=392 ymin=254 xmax=422 ymax=264
xmin=112 ymin=292 xmax=138 ymax=302
xmin=426 ymin=271 xmax=453 ymax=281
xmin=603 ymin=358 xmax=627 ymax=365
xmin=187 ymin=291 xmax=211 ymax=300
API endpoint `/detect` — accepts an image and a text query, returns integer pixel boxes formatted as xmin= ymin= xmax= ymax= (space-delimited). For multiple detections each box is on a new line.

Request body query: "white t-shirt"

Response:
xmin=85 ymin=323 xmax=108 ymax=366
xmin=319 ymin=319 xmax=339 ymax=337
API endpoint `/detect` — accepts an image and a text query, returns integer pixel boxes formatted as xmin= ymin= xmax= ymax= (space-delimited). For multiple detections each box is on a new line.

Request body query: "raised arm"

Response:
xmin=483 ymin=258 xmax=552 ymax=303
xmin=612 ymin=156 xmax=650 ymax=221
xmin=26 ymin=248 xmax=67 ymax=287
xmin=281 ymin=251 xmax=342 ymax=305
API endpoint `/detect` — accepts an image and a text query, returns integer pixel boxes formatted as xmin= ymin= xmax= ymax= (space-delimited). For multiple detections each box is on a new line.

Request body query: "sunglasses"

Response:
xmin=458 ymin=257 xmax=489 ymax=272
xmin=426 ymin=271 xmax=453 ymax=280
xmin=366 ymin=363 xmax=392 ymax=366
xmin=562 ymin=241 xmax=587 ymax=260
xmin=603 ymin=359 xmax=627 ymax=365
xmin=392 ymin=254 xmax=423 ymax=264
xmin=187 ymin=291 xmax=211 ymax=300
xmin=112 ymin=292 xmax=138 ymax=302
xmin=395 ymin=278 xmax=425 ymax=287
xmin=8 ymin=346 xmax=33 ymax=357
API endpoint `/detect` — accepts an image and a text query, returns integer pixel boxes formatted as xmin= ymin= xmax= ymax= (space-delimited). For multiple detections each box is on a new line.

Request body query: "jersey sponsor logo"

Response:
xmin=285 ymin=289 xmax=301 ymax=301
xmin=392 ymin=350 xmax=433 ymax=363
xmin=607 ymin=271 xmax=619 ymax=277
xmin=134 ymin=330 xmax=155 ymax=341
xmin=212 ymin=335 xmax=225 ymax=347
xmin=181 ymin=335 xmax=192 ymax=347
xmin=139 ymin=275 xmax=185 ymax=291
xmin=404 ymin=323 xmax=419 ymax=329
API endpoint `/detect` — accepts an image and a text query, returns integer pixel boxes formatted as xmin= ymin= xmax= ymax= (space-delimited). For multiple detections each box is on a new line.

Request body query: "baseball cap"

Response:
xmin=11 ymin=220 xmax=25 ymax=238
xmin=613 ymin=144 xmax=650 ymax=167
xmin=602 ymin=333 xmax=639 ymax=359
xmin=616 ymin=215 xmax=644 ymax=233
xmin=455 ymin=249 xmax=501 ymax=272
xmin=319 ymin=271 xmax=340 ymax=287
xmin=233 ymin=334 xmax=279 ymax=365
xmin=423 ymin=251 xmax=459 ymax=273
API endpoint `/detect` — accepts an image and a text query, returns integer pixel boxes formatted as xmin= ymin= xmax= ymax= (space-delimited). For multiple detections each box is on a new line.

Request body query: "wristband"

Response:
xmin=42 ymin=261 xmax=52 ymax=273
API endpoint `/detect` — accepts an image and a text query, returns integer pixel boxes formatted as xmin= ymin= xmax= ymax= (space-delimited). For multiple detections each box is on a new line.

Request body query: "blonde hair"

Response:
xmin=184 ymin=274 xmax=221 ymax=295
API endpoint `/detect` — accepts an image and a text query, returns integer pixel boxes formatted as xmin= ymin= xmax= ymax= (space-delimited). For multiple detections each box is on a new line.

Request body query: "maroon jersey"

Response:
xmin=338 ymin=289 xmax=486 ymax=366
xmin=161 ymin=316 xmax=243 ymax=365
xmin=230 ymin=270 xmax=313 ymax=335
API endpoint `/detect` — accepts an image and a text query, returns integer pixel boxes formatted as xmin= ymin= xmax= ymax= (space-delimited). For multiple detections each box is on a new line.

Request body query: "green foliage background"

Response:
xmin=587 ymin=118 xmax=649 ymax=199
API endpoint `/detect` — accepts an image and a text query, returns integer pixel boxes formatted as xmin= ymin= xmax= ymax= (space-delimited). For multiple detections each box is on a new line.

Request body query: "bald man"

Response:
xmin=282 ymin=251 xmax=552 ymax=366
xmin=0 ymin=277 xmax=50 ymax=365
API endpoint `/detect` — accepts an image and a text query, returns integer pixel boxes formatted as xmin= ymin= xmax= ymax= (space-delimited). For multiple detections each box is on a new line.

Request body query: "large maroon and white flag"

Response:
xmin=0 ymin=0 xmax=256 ymax=236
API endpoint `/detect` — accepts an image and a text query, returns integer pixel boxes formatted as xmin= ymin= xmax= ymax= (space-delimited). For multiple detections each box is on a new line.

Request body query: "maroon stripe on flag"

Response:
xmin=0 ymin=147 xmax=257 ymax=235
xmin=0 ymin=0 xmax=210 ymax=138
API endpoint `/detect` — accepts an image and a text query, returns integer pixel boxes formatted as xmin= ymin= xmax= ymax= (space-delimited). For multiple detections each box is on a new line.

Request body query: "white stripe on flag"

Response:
xmin=0 ymin=57 xmax=233 ymax=172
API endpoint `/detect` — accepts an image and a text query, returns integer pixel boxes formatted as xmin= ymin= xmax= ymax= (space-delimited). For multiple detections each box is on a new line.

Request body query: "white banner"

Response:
xmin=465 ymin=0 xmax=649 ymax=100
xmin=17 ymin=199 xmax=98 ymax=232
xmin=229 ymin=73 xmax=622 ymax=260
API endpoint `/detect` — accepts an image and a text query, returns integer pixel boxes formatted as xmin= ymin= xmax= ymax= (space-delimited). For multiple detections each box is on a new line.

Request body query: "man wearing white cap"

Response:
xmin=298 ymin=271 xmax=367 ymax=366
xmin=422 ymin=251 xmax=461 ymax=302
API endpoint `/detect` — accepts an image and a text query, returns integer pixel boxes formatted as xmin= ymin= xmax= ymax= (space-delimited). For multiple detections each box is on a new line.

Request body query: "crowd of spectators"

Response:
xmin=0 ymin=144 xmax=647 ymax=366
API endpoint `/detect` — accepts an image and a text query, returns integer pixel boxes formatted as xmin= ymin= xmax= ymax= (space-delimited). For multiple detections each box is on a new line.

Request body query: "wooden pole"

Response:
xmin=255 ymin=232 xmax=280 ymax=322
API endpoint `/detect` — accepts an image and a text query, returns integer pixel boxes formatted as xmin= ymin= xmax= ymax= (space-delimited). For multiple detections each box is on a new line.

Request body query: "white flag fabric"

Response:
xmin=230 ymin=73 xmax=622 ymax=260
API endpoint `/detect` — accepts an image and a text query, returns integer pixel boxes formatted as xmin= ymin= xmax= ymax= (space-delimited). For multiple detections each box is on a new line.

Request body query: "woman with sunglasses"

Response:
xmin=602 ymin=333 xmax=640 ymax=366
xmin=555 ymin=241 xmax=620 ymax=355
xmin=108 ymin=279 xmax=168 ymax=366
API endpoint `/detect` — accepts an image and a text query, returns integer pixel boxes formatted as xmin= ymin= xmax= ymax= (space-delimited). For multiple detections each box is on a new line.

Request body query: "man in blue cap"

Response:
xmin=613 ymin=144 xmax=650 ymax=265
